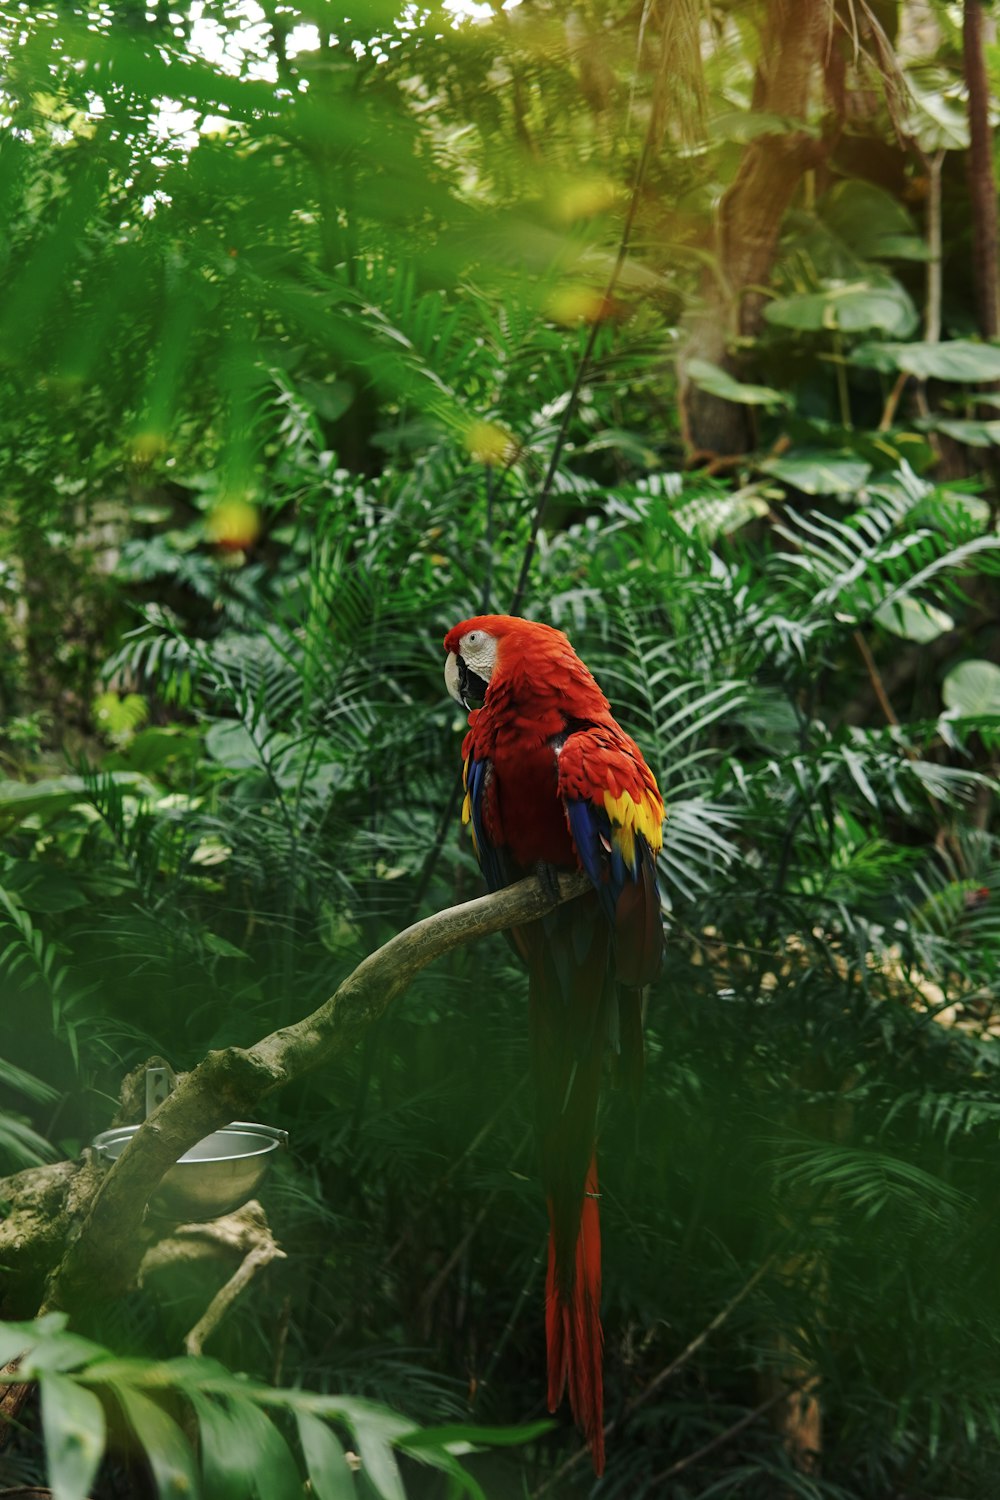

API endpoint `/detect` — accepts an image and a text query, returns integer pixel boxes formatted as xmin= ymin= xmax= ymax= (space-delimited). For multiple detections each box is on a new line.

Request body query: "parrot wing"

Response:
xmin=556 ymin=725 xmax=664 ymax=989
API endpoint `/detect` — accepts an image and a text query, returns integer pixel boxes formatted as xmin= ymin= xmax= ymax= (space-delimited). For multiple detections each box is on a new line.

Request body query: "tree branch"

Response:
xmin=43 ymin=871 xmax=591 ymax=1314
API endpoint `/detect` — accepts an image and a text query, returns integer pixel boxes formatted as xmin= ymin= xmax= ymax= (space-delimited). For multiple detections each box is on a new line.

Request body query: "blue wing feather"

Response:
xmin=467 ymin=756 xmax=507 ymax=893
xmin=565 ymin=798 xmax=623 ymax=925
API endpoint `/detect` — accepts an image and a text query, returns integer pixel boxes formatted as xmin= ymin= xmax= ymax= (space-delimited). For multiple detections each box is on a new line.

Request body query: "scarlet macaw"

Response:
xmin=444 ymin=614 xmax=664 ymax=1475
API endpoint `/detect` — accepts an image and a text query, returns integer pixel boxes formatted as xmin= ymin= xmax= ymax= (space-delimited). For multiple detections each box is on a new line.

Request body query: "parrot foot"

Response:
xmin=535 ymin=861 xmax=563 ymax=906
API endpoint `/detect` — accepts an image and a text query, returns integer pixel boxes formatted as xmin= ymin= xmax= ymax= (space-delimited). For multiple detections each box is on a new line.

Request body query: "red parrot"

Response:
xmin=443 ymin=614 xmax=664 ymax=1475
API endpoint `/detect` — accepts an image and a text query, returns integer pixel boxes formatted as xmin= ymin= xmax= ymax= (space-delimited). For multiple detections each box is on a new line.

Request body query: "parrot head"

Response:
xmin=444 ymin=614 xmax=575 ymax=704
xmin=444 ymin=618 xmax=500 ymax=710
xmin=444 ymin=614 xmax=601 ymax=711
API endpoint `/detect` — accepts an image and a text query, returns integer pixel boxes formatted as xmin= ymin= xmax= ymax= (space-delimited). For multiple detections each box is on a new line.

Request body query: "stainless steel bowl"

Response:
xmin=90 ymin=1120 xmax=288 ymax=1220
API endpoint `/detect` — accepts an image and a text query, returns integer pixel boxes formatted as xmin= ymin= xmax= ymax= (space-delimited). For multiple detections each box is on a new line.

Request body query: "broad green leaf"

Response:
xmin=203 ymin=721 xmax=262 ymax=769
xmin=296 ymin=1410 xmax=355 ymax=1500
xmin=0 ymin=774 xmax=153 ymax=830
xmin=153 ymin=1355 xmax=235 ymax=1385
xmin=402 ymin=1419 xmax=553 ymax=1450
xmin=765 ymin=278 xmax=917 ymax=337
xmin=760 ymin=451 xmax=871 ymax=496
xmin=853 ymin=340 xmax=1000 ymax=382
xmin=105 ymin=726 xmax=201 ymax=775
xmin=929 ymin=418 xmax=1000 ymax=447
xmin=201 ymin=931 xmax=251 ymax=960
xmin=820 ymin=181 xmax=926 ymax=262
xmin=116 ymin=1385 xmax=201 ymax=1500
xmin=709 ymin=109 xmax=820 ymax=144
xmin=41 ymin=1371 xmax=106 ymax=1500
xmin=191 ymin=1393 xmax=282 ymax=1500
xmin=20 ymin=1328 xmax=108 ymax=1377
xmin=906 ymin=71 xmax=969 ymax=151
xmin=866 ymin=234 xmax=928 ymax=262
xmin=0 ymin=777 xmax=88 ymax=826
xmin=687 ymin=358 xmax=789 ymax=408
xmin=233 ymin=1398 xmax=303 ymax=1500
xmin=0 ymin=1313 xmax=69 ymax=1366
xmin=298 ymin=378 xmax=355 ymax=423
xmin=942 ymin=660 xmax=1000 ymax=718
xmin=872 ymin=597 xmax=954 ymax=643
xmin=394 ymin=1438 xmax=487 ymax=1498
xmin=2 ymin=861 xmax=89 ymax=913
xmin=350 ymin=1411 xmax=407 ymax=1500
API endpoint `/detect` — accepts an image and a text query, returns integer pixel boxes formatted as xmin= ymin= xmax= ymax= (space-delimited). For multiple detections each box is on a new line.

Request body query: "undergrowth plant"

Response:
xmin=2 ymin=1 xmax=1000 ymax=1496
xmin=3 ymin=434 xmax=999 ymax=1495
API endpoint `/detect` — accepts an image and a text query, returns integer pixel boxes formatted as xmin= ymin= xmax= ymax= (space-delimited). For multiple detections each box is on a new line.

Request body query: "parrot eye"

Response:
xmin=466 ymin=631 xmax=482 ymax=646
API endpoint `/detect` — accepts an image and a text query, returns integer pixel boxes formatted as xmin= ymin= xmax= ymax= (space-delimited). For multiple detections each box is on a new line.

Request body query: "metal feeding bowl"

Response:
xmin=91 ymin=1121 xmax=288 ymax=1220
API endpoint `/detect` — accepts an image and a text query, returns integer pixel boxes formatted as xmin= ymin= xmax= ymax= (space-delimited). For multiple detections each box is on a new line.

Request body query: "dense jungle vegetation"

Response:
xmin=2 ymin=0 xmax=1000 ymax=1496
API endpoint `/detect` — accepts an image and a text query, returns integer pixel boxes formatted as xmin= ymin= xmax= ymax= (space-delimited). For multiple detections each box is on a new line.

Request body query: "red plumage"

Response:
xmin=444 ymin=615 xmax=664 ymax=1475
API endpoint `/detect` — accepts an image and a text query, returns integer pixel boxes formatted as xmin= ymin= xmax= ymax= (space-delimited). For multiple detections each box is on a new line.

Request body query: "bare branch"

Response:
xmin=651 ymin=1381 xmax=810 ymax=1485
xmin=177 ymin=1205 xmax=288 ymax=1357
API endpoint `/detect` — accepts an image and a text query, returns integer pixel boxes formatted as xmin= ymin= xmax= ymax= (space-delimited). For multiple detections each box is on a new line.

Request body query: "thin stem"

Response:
xmin=381 ymin=1080 xmax=526 ymax=1275
xmin=924 ymin=149 xmax=945 ymax=347
xmin=852 ymin=628 xmax=952 ymax=846
xmin=478 ymin=1228 xmax=548 ymax=1399
xmin=833 ymin=335 xmax=852 ymax=428
xmin=533 ymin=1255 xmax=774 ymax=1493
xmin=417 ymin=1125 xmax=532 ymax=1315
xmin=852 ymin=628 xmax=899 ymax=727
xmin=878 ymin=369 xmax=910 ymax=431
xmin=650 ymin=1382 xmax=806 ymax=1485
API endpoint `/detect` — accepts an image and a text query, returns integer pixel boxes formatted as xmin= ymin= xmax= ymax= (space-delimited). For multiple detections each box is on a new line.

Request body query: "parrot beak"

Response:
xmin=445 ymin=651 xmax=462 ymax=705
xmin=445 ymin=651 xmax=488 ymax=711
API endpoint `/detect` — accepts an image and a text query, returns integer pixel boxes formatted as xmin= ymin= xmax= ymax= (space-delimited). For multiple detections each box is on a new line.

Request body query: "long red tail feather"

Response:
xmin=545 ymin=1156 xmax=605 ymax=1476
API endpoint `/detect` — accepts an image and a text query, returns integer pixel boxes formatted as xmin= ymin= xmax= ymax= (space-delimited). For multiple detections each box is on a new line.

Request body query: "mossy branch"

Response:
xmin=42 ymin=870 xmax=589 ymax=1313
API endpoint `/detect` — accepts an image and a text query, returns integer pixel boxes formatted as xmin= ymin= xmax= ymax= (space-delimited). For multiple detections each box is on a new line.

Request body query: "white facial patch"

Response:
xmin=460 ymin=629 xmax=498 ymax=681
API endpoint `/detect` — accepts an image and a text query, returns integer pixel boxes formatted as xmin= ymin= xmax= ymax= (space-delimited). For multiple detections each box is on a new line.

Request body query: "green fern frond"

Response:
xmin=770 ymin=1137 xmax=968 ymax=1229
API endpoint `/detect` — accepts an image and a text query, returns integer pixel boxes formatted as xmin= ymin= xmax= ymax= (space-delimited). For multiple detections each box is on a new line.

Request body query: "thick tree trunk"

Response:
xmin=962 ymin=1 xmax=1000 ymax=516
xmin=681 ymin=0 xmax=829 ymax=456
xmin=963 ymin=0 xmax=999 ymax=340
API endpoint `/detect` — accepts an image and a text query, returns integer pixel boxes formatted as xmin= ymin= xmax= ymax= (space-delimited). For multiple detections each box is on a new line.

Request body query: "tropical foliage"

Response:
xmin=2 ymin=1 xmax=1000 ymax=1497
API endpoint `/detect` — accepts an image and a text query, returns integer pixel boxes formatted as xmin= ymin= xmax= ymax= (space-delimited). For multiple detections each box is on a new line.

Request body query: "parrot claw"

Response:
xmin=535 ymin=861 xmax=563 ymax=906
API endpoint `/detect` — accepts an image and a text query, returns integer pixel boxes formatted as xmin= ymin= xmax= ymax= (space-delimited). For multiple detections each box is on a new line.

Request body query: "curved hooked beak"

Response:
xmin=445 ymin=651 xmax=489 ymax=711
